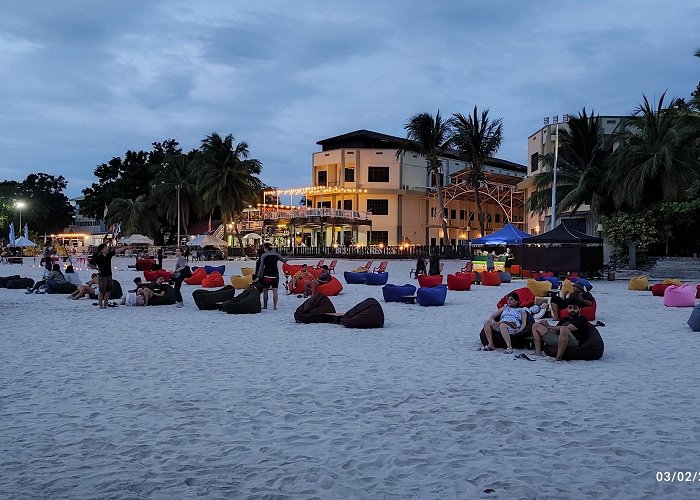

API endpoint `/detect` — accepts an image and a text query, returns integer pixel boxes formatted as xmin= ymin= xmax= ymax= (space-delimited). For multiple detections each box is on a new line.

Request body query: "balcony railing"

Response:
xmin=262 ymin=208 xmax=371 ymax=222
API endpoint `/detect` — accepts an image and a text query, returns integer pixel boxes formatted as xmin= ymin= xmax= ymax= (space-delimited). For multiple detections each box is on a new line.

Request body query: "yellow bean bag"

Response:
xmin=662 ymin=279 xmax=682 ymax=286
xmin=628 ymin=276 xmax=649 ymax=291
xmin=527 ymin=279 xmax=552 ymax=297
xmin=241 ymin=267 xmax=255 ymax=277
xmin=231 ymin=274 xmax=253 ymax=288
xmin=561 ymin=279 xmax=574 ymax=296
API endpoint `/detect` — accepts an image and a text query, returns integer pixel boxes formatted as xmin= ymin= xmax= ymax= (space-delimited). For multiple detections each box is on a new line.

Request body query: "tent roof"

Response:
xmin=186 ymin=234 xmax=228 ymax=247
xmin=524 ymin=222 xmax=602 ymax=244
xmin=122 ymin=234 xmax=154 ymax=245
xmin=470 ymin=223 xmax=532 ymax=246
xmin=10 ymin=236 xmax=37 ymax=247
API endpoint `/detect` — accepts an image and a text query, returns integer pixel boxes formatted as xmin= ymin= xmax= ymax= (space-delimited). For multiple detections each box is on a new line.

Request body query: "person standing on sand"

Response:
xmin=91 ymin=243 xmax=115 ymax=309
xmin=157 ymin=247 xmax=163 ymax=269
xmin=254 ymin=242 xmax=289 ymax=310
xmin=486 ymin=250 xmax=495 ymax=272
xmin=172 ymin=247 xmax=187 ymax=308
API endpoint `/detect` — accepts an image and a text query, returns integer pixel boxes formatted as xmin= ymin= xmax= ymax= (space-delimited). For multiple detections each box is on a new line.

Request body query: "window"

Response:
xmin=369 ymin=231 xmax=388 ymax=246
xmin=460 ymin=210 xmax=466 ymax=220
xmin=495 ymin=213 xmax=501 ymax=223
xmin=443 ymin=208 xmax=448 ymax=219
xmin=368 ymin=167 xmax=389 ymax=182
xmin=317 ymin=170 xmax=327 ymax=186
xmin=530 ymin=152 xmax=538 ymax=172
xmin=450 ymin=209 xmax=457 ymax=220
xmin=430 ymin=207 xmax=437 ymax=218
xmin=366 ymin=199 xmax=389 ymax=215
xmin=344 ymin=168 xmax=355 ymax=182
xmin=316 ymin=201 xmax=331 ymax=208
xmin=344 ymin=200 xmax=352 ymax=210
xmin=469 ymin=211 xmax=475 ymax=221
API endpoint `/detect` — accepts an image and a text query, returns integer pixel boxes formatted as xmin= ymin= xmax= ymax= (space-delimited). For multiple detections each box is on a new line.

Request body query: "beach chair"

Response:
xmin=313 ymin=259 xmax=324 ymax=269
xmin=439 ymin=262 xmax=444 ymax=273
xmin=373 ymin=261 xmax=388 ymax=273
xmin=327 ymin=259 xmax=337 ymax=273
xmin=460 ymin=261 xmax=473 ymax=273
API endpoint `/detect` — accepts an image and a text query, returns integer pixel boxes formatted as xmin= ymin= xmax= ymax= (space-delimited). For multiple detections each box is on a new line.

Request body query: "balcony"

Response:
xmin=262 ymin=207 xmax=371 ymax=227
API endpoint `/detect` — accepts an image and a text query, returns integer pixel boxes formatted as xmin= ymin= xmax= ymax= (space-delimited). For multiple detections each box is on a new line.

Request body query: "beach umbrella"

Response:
xmin=186 ymin=234 xmax=228 ymax=247
xmin=122 ymin=234 xmax=154 ymax=245
xmin=8 ymin=222 xmax=15 ymax=246
xmin=242 ymin=233 xmax=263 ymax=241
xmin=12 ymin=236 xmax=37 ymax=247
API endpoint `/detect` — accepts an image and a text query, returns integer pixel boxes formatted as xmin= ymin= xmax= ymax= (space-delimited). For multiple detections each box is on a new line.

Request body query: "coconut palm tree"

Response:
xmin=449 ymin=106 xmax=503 ymax=236
xmin=150 ymin=153 xmax=198 ymax=241
xmin=192 ymin=133 xmax=263 ymax=246
xmin=106 ymin=195 xmax=160 ymax=237
xmin=606 ymin=94 xmax=700 ymax=210
xmin=526 ymin=109 xmax=613 ymax=224
xmin=396 ymin=111 xmax=452 ymax=246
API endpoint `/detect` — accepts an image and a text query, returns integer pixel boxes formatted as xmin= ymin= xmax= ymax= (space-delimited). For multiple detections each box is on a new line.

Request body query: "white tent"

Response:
xmin=186 ymin=234 xmax=228 ymax=247
xmin=242 ymin=233 xmax=263 ymax=241
xmin=10 ymin=236 xmax=37 ymax=247
xmin=122 ymin=234 xmax=154 ymax=245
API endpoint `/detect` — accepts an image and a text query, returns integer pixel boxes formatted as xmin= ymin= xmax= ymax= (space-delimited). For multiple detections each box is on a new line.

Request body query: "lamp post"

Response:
xmin=543 ymin=114 xmax=569 ymax=230
xmin=175 ymin=184 xmax=181 ymax=246
xmin=15 ymin=200 xmax=25 ymax=231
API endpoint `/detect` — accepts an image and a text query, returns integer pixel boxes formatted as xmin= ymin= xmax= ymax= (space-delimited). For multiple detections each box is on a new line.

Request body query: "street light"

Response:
xmin=15 ymin=201 xmax=25 ymax=230
xmin=175 ymin=184 xmax=181 ymax=245
xmin=543 ymin=114 xmax=569 ymax=230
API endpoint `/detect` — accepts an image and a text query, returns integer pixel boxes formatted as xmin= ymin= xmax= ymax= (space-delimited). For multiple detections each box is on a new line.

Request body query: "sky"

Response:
xmin=1 ymin=0 xmax=698 ymax=198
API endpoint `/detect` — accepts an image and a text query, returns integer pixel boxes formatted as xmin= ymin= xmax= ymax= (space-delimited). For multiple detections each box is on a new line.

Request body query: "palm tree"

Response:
xmin=450 ymin=106 xmax=503 ymax=236
xmin=526 ymin=109 xmax=613 ymax=224
xmin=396 ymin=111 xmax=452 ymax=246
xmin=192 ymin=133 xmax=263 ymax=247
xmin=606 ymin=94 xmax=700 ymax=209
xmin=106 ymin=195 xmax=160 ymax=237
xmin=150 ymin=153 xmax=198 ymax=241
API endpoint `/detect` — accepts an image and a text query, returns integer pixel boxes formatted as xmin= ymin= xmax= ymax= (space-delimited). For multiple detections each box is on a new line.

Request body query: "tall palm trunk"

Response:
xmin=474 ymin=187 xmax=486 ymax=235
xmin=433 ymin=165 xmax=450 ymax=247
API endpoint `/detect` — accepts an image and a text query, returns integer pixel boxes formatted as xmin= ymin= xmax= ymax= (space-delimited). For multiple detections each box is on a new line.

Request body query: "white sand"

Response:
xmin=1 ymin=258 xmax=699 ymax=499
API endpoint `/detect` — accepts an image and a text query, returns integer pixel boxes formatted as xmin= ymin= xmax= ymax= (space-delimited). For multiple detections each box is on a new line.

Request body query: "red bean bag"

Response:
xmin=560 ymin=298 xmax=597 ymax=321
xmin=201 ymin=271 xmax=224 ymax=288
xmin=651 ymin=283 xmax=672 ymax=297
xmin=522 ymin=270 xmax=532 ymax=278
xmin=541 ymin=272 xmax=554 ymax=277
xmin=417 ymin=275 xmax=443 ymax=287
xmin=447 ymin=273 xmax=472 ymax=291
xmin=156 ymin=269 xmax=172 ymax=281
xmin=144 ymin=270 xmax=159 ymax=282
xmin=282 ymin=263 xmax=303 ymax=277
xmin=696 ymin=284 xmax=700 ymax=299
xmin=457 ymin=271 xmax=478 ymax=284
xmin=136 ymin=259 xmax=156 ymax=271
xmin=185 ymin=267 xmax=207 ymax=285
xmin=316 ymin=277 xmax=343 ymax=296
xmin=496 ymin=287 xmax=535 ymax=309
xmin=289 ymin=278 xmax=312 ymax=295
xmin=481 ymin=271 xmax=502 ymax=286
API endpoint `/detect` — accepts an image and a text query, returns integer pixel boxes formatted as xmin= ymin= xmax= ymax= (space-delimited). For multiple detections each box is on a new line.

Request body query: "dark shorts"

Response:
xmin=98 ymin=276 xmax=113 ymax=294
xmin=260 ymin=276 xmax=279 ymax=289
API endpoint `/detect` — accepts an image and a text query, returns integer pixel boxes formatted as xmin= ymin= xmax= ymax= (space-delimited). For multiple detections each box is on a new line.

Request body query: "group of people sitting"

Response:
xmin=287 ymin=263 xmax=332 ymax=297
xmin=481 ymin=284 xmax=595 ymax=361
xmin=119 ymin=276 xmax=167 ymax=306
xmin=26 ymin=263 xmax=82 ymax=294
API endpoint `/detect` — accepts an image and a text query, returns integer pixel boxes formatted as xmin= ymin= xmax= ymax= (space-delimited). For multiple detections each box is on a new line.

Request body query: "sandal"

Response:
xmin=479 ymin=345 xmax=495 ymax=351
xmin=594 ymin=321 xmax=606 ymax=327
xmin=503 ymin=348 xmax=514 ymax=354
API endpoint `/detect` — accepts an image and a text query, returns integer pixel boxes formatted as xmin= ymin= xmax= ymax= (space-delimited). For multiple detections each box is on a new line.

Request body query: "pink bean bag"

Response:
xmin=316 ymin=277 xmax=343 ymax=297
xmin=481 ymin=271 xmax=502 ymax=286
xmin=417 ymin=275 xmax=443 ymax=288
xmin=651 ymin=283 xmax=672 ymax=297
xmin=447 ymin=273 xmax=472 ymax=291
xmin=663 ymin=284 xmax=696 ymax=307
xmin=201 ymin=272 xmax=225 ymax=288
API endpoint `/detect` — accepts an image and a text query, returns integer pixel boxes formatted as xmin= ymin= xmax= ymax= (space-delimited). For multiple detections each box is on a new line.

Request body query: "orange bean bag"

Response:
xmin=185 ymin=267 xmax=207 ymax=285
xmin=316 ymin=277 xmax=343 ymax=296
xmin=282 ymin=263 xmax=302 ymax=277
xmin=496 ymin=287 xmax=535 ymax=309
xmin=447 ymin=273 xmax=472 ymax=291
xmin=481 ymin=271 xmax=502 ymax=286
xmin=510 ymin=264 xmax=521 ymax=275
xmin=418 ymin=275 xmax=443 ymax=287
xmin=201 ymin=271 xmax=224 ymax=288
xmin=241 ymin=267 xmax=256 ymax=276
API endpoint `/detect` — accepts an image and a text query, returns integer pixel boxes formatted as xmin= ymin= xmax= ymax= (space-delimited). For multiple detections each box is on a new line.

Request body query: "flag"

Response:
xmin=208 ymin=214 xmax=212 ymax=232
xmin=563 ymin=114 xmax=570 ymax=122
xmin=553 ymin=115 xmax=559 ymax=124
xmin=543 ymin=117 xmax=549 ymax=125
xmin=9 ymin=222 xmax=15 ymax=246
xmin=24 ymin=223 xmax=28 ymax=240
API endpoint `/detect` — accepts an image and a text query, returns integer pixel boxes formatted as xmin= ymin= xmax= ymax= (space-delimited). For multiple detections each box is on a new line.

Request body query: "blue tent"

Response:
xmin=470 ymin=223 xmax=532 ymax=246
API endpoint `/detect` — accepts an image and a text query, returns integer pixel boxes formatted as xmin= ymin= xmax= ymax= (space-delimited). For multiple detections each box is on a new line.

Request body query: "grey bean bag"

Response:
xmin=687 ymin=304 xmax=700 ymax=332
xmin=46 ymin=282 xmax=78 ymax=294
xmin=6 ymin=278 xmax=34 ymax=289
xmin=0 ymin=275 xmax=21 ymax=288
xmin=222 ymin=287 xmax=261 ymax=314
xmin=193 ymin=285 xmax=236 ymax=310
xmin=341 ymin=298 xmax=384 ymax=329
xmin=294 ymin=294 xmax=336 ymax=323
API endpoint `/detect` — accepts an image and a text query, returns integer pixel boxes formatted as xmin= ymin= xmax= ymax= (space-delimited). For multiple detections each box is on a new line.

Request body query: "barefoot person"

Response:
xmin=305 ymin=265 xmax=331 ymax=297
xmin=68 ymin=274 xmax=99 ymax=300
xmin=253 ymin=242 xmax=289 ymax=310
xmin=288 ymin=264 xmax=313 ymax=294
xmin=172 ymin=247 xmax=188 ymax=308
xmin=481 ymin=291 xmax=527 ymax=354
xmin=531 ymin=297 xmax=590 ymax=360
xmin=550 ymin=281 xmax=594 ymax=320
xmin=90 ymin=243 xmax=115 ymax=309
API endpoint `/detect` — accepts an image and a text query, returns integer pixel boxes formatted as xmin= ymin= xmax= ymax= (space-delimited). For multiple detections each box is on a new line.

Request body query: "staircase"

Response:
xmin=649 ymin=257 xmax=700 ymax=280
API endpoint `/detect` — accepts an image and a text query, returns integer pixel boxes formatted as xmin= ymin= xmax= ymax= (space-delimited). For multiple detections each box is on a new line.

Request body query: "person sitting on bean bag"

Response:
xmin=288 ymin=264 xmax=313 ymax=295
xmin=480 ymin=291 xmax=528 ymax=354
xmin=67 ymin=273 xmax=99 ymax=300
xmin=305 ymin=265 xmax=331 ymax=297
xmin=550 ymin=281 xmax=594 ymax=320
xmin=531 ymin=297 xmax=589 ymax=360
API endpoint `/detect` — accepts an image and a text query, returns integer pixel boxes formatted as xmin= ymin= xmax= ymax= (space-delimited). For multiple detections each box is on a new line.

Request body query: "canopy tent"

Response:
xmin=121 ymin=234 xmax=154 ymax=245
xmin=9 ymin=236 xmax=37 ymax=247
xmin=521 ymin=221 xmax=603 ymax=273
xmin=242 ymin=232 xmax=263 ymax=241
xmin=470 ymin=224 xmax=532 ymax=246
xmin=186 ymin=234 xmax=228 ymax=247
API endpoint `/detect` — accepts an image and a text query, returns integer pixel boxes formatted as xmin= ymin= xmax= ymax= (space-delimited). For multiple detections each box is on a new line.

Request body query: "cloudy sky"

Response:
xmin=1 ymin=0 xmax=698 ymax=197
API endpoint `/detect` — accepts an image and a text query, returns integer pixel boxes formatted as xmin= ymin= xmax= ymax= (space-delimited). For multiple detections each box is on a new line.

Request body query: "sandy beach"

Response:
xmin=1 ymin=257 xmax=699 ymax=499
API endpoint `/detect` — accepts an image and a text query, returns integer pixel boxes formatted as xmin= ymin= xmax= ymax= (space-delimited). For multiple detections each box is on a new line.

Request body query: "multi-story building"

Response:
xmin=263 ymin=130 xmax=526 ymax=247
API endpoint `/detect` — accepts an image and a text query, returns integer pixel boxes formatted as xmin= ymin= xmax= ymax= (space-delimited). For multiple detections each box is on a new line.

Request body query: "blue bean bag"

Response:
xmin=417 ymin=284 xmax=447 ymax=306
xmin=571 ymin=277 xmax=592 ymax=291
xmin=687 ymin=303 xmax=700 ymax=332
xmin=382 ymin=284 xmax=417 ymax=302
xmin=538 ymin=276 xmax=560 ymax=289
xmin=205 ymin=265 xmax=225 ymax=275
xmin=344 ymin=271 xmax=369 ymax=284
xmin=365 ymin=272 xmax=389 ymax=286
xmin=498 ymin=271 xmax=512 ymax=283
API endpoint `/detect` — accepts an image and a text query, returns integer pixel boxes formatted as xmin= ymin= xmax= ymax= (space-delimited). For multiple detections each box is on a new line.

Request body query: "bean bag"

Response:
xmin=382 ymin=284 xmax=417 ymax=302
xmin=46 ymin=282 xmax=78 ymax=294
xmin=510 ymin=264 xmax=521 ymax=275
xmin=184 ymin=267 xmax=207 ymax=285
xmin=417 ymin=285 xmax=447 ymax=306
xmin=365 ymin=272 xmax=389 ymax=286
xmin=0 ymin=275 xmax=21 ymax=288
xmin=479 ymin=312 xmax=535 ymax=349
xmin=651 ymin=283 xmax=672 ymax=297
xmin=570 ymin=277 xmax=592 ymax=291
xmin=628 ymin=276 xmax=649 ymax=291
xmin=688 ymin=304 xmax=700 ymax=331
xmin=559 ymin=297 xmax=597 ymax=321
xmin=498 ymin=271 xmax=512 ymax=283
xmin=447 ymin=273 xmax=472 ymax=291
xmin=417 ymin=274 xmax=443 ymax=288
xmin=201 ymin=272 xmax=225 ymax=288
xmin=696 ymin=284 xmax=700 ymax=300
xmin=136 ymin=259 xmax=156 ymax=271
xmin=561 ymin=279 xmax=575 ymax=296
xmin=496 ymin=287 xmax=535 ymax=309
xmin=205 ymin=265 xmax=225 ymax=276
xmin=664 ymin=284 xmax=696 ymax=308
xmin=481 ymin=271 xmax=502 ymax=286
xmin=193 ymin=285 xmax=236 ymax=310
xmin=663 ymin=279 xmax=682 ymax=286
xmin=543 ymin=326 xmax=604 ymax=361
xmin=241 ymin=267 xmax=256 ymax=277
xmin=527 ymin=279 xmax=552 ymax=297
xmin=341 ymin=298 xmax=385 ymax=329
xmin=458 ymin=271 xmax=478 ymax=284
xmin=344 ymin=271 xmax=369 ymax=284
xmin=6 ymin=278 xmax=34 ymax=289
xmin=230 ymin=274 xmax=253 ymax=289
xmin=222 ymin=287 xmax=261 ymax=314
xmin=294 ymin=293 xmax=336 ymax=323
xmin=288 ymin=278 xmax=312 ymax=295
xmin=317 ymin=277 xmax=343 ymax=297
xmin=148 ymin=284 xmax=177 ymax=305
xmin=522 ymin=270 xmax=532 ymax=278
xmin=537 ymin=276 xmax=560 ymax=289
xmin=144 ymin=270 xmax=159 ymax=282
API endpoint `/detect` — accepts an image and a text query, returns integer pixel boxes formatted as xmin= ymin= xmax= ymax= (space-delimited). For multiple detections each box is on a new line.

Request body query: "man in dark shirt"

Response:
xmin=551 ymin=281 xmax=594 ymax=320
xmin=531 ymin=297 xmax=589 ymax=360
xmin=91 ymin=243 xmax=115 ymax=309
xmin=305 ymin=265 xmax=331 ymax=297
